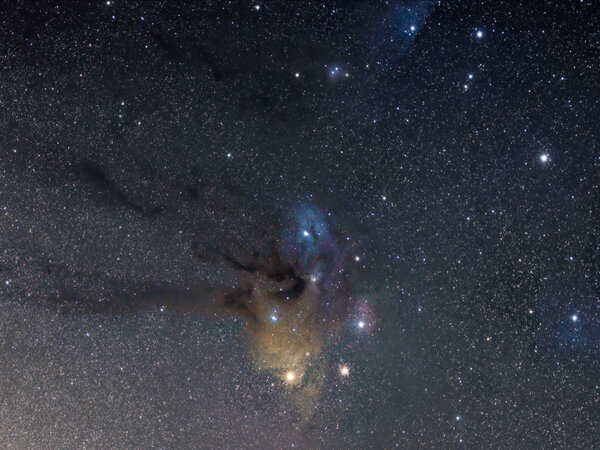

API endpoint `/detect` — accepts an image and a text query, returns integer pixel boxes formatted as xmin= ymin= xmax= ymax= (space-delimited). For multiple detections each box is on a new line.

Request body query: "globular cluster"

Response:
xmin=0 ymin=1 xmax=598 ymax=448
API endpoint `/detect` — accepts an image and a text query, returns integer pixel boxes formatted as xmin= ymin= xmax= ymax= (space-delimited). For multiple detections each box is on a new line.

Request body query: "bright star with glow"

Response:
xmin=358 ymin=320 xmax=365 ymax=329
xmin=339 ymin=365 xmax=350 ymax=377
xmin=571 ymin=314 xmax=578 ymax=322
xmin=476 ymin=30 xmax=484 ymax=38
xmin=285 ymin=371 xmax=296 ymax=383
xmin=540 ymin=153 xmax=549 ymax=163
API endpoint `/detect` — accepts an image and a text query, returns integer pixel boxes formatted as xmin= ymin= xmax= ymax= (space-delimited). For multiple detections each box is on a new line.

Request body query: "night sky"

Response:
xmin=1 ymin=1 xmax=599 ymax=448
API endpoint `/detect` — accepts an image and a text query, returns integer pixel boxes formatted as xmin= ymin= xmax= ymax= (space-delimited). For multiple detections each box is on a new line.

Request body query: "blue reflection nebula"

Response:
xmin=282 ymin=206 xmax=344 ymax=292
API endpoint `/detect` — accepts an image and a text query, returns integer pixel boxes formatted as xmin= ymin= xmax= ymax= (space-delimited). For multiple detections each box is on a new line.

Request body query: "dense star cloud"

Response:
xmin=0 ymin=1 xmax=599 ymax=448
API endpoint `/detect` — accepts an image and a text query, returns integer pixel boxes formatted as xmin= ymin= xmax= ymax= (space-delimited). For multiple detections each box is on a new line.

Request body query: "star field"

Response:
xmin=0 ymin=1 xmax=599 ymax=448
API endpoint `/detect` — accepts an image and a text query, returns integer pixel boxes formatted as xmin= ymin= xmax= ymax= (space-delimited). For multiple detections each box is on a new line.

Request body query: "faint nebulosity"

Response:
xmin=0 ymin=1 xmax=598 ymax=448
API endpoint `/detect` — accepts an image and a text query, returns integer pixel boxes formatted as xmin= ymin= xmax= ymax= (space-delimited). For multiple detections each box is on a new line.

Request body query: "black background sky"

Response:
xmin=0 ymin=1 xmax=599 ymax=448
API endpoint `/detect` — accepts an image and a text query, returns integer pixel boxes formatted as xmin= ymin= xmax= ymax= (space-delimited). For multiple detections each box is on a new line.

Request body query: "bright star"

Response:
xmin=285 ymin=371 xmax=296 ymax=383
xmin=303 ymin=230 xmax=309 ymax=237
xmin=358 ymin=321 xmax=365 ymax=329
xmin=540 ymin=153 xmax=549 ymax=163
xmin=476 ymin=30 xmax=483 ymax=38
xmin=339 ymin=365 xmax=350 ymax=377
xmin=571 ymin=314 xmax=578 ymax=322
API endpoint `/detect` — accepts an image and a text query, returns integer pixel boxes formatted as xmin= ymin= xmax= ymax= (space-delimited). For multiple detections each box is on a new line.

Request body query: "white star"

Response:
xmin=571 ymin=314 xmax=578 ymax=322
xmin=540 ymin=153 xmax=549 ymax=163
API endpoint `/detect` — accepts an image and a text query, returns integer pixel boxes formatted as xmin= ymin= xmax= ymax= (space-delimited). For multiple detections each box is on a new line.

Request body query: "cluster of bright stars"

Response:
xmin=283 ymin=364 xmax=350 ymax=385
xmin=276 ymin=315 xmax=367 ymax=384
xmin=328 ymin=65 xmax=349 ymax=79
xmin=277 ymin=315 xmax=366 ymax=386
xmin=530 ymin=308 xmax=578 ymax=324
